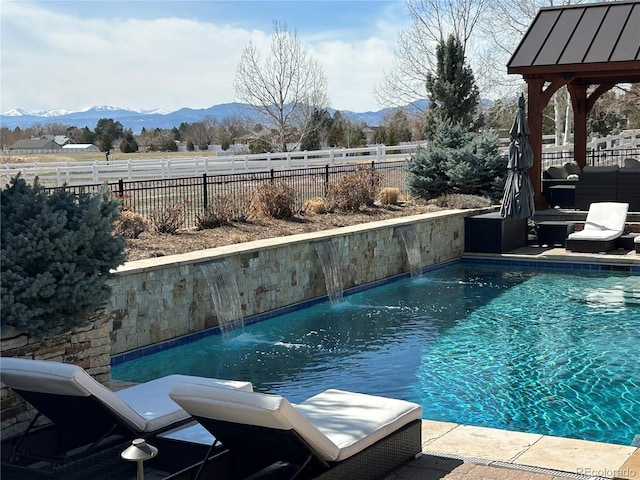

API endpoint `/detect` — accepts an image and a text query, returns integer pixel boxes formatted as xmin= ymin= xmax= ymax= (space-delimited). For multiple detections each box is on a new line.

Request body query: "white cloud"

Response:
xmin=1 ymin=1 xmax=408 ymax=113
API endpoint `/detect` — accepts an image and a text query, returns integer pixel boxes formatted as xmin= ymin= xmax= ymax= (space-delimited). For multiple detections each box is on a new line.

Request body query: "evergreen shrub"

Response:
xmin=407 ymin=122 xmax=506 ymax=202
xmin=1 ymin=176 xmax=125 ymax=336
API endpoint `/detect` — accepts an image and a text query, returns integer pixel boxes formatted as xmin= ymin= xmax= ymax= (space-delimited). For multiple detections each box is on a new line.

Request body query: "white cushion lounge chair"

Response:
xmin=169 ymin=383 xmax=423 ymax=480
xmin=0 ymin=357 xmax=252 ymax=467
xmin=566 ymin=202 xmax=629 ymax=253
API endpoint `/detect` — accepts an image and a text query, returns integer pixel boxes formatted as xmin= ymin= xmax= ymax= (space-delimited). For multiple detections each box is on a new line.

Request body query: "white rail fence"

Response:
xmin=1 ymin=144 xmax=418 ymax=187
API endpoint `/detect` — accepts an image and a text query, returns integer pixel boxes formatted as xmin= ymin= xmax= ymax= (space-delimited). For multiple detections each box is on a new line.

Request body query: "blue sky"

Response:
xmin=1 ymin=0 xmax=411 ymax=114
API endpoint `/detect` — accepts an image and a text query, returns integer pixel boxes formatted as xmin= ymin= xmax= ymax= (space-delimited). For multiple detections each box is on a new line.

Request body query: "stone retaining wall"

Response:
xmin=109 ymin=209 xmax=481 ymax=356
xmin=0 ymin=311 xmax=111 ymax=441
xmin=0 ymin=208 xmax=486 ymax=439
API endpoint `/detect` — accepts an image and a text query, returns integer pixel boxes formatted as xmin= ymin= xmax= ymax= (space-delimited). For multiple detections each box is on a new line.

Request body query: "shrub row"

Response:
xmin=115 ymin=166 xmax=402 ymax=236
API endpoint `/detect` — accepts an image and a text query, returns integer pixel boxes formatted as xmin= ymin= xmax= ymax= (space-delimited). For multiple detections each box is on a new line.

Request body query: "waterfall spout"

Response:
xmin=313 ymin=240 xmax=344 ymax=304
xmin=396 ymin=224 xmax=423 ymax=278
xmin=199 ymin=260 xmax=244 ymax=335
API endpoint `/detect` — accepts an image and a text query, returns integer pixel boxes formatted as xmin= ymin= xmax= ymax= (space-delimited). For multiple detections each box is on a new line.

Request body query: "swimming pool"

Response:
xmin=112 ymin=262 xmax=640 ymax=446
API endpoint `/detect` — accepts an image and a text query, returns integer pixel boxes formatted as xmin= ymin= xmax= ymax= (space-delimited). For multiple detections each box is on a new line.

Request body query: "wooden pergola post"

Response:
xmin=506 ymin=1 xmax=640 ymax=211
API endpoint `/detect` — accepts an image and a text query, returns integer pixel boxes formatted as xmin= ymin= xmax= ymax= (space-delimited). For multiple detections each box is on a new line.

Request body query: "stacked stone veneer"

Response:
xmin=109 ymin=209 xmax=482 ymax=355
xmin=0 ymin=311 xmax=111 ymax=441
xmin=0 ymin=209 xmax=486 ymax=439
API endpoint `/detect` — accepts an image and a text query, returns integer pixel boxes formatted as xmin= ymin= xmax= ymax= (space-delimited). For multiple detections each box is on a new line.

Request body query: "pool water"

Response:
xmin=112 ymin=263 xmax=640 ymax=446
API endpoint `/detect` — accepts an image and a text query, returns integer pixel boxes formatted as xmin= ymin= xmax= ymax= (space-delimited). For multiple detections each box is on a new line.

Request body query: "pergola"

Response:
xmin=507 ymin=0 xmax=640 ymax=209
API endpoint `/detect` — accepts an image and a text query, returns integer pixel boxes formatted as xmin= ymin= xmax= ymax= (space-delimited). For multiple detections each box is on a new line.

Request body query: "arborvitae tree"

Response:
xmin=424 ymin=35 xmax=481 ymax=139
xmin=186 ymin=140 xmax=195 ymax=152
xmin=1 ymin=176 xmax=125 ymax=336
xmin=119 ymin=131 xmax=139 ymax=153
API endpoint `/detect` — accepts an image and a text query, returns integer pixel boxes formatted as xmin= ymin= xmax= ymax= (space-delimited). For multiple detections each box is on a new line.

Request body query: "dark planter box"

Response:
xmin=464 ymin=212 xmax=528 ymax=253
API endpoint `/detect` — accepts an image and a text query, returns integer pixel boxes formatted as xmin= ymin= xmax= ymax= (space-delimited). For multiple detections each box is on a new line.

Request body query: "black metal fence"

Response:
xmin=45 ymin=161 xmax=408 ymax=229
xmin=541 ymin=147 xmax=640 ymax=169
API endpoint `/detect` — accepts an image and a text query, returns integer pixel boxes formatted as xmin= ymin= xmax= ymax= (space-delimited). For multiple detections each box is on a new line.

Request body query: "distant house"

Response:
xmin=62 ymin=143 xmax=99 ymax=152
xmin=9 ymin=138 xmax=62 ymax=151
xmin=42 ymin=135 xmax=72 ymax=146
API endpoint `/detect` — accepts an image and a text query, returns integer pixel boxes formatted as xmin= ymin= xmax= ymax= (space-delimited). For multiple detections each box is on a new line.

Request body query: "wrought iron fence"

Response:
xmin=44 ymin=161 xmax=408 ymax=229
xmin=541 ymin=147 xmax=640 ymax=169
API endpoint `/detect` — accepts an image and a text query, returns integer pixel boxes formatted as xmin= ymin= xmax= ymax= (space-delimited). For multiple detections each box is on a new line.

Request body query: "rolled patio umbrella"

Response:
xmin=500 ymin=93 xmax=536 ymax=219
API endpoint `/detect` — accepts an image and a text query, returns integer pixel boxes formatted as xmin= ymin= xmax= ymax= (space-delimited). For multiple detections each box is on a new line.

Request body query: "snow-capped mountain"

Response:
xmin=0 ymin=101 xmax=428 ymax=132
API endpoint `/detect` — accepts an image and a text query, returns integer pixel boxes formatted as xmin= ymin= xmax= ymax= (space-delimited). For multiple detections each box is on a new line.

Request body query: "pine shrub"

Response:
xmin=1 ymin=176 xmax=125 ymax=336
xmin=408 ymin=122 xmax=506 ymax=202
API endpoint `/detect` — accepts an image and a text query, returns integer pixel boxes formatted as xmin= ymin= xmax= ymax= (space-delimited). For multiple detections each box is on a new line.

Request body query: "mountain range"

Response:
xmin=1 ymin=100 xmax=429 ymax=133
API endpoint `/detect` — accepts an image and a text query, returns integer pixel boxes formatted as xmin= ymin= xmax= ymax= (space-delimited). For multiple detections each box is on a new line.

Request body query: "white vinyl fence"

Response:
xmin=1 ymin=144 xmax=419 ymax=187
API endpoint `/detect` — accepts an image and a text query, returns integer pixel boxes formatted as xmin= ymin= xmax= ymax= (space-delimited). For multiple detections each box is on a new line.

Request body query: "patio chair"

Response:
xmin=565 ymin=202 xmax=629 ymax=253
xmin=0 ymin=357 xmax=252 ymax=467
xmin=169 ymin=383 xmax=423 ymax=480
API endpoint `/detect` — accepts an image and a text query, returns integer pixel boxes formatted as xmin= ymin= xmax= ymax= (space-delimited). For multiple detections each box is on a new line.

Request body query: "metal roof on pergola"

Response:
xmin=507 ymin=0 xmax=640 ymax=208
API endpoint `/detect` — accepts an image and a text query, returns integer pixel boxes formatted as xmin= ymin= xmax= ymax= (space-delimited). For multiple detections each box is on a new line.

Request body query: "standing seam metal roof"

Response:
xmin=508 ymin=0 xmax=640 ymax=72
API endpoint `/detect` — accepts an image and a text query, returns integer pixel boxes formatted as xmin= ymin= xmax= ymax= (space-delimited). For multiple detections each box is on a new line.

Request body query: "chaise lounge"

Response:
xmin=565 ymin=202 xmax=629 ymax=253
xmin=0 ymin=357 xmax=252 ymax=475
xmin=169 ymin=383 xmax=423 ymax=480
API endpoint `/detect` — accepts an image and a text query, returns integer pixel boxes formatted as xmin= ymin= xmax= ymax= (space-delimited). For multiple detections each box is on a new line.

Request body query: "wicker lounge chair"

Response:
xmin=565 ymin=202 xmax=629 ymax=253
xmin=169 ymin=383 xmax=423 ymax=480
xmin=0 ymin=358 xmax=252 ymax=472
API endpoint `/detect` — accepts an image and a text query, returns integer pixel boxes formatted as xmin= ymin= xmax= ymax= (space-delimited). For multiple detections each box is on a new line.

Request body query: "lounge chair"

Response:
xmin=565 ymin=202 xmax=629 ymax=253
xmin=169 ymin=383 xmax=423 ymax=480
xmin=0 ymin=357 xmax=252 ymax=467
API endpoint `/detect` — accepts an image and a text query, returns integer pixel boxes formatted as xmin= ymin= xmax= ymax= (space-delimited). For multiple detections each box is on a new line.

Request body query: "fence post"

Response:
xmin=371 ymin=161 xmax=376 ymax=189
xmin=202 ymin=173 xmax=208 ymax=211
xmin=324 ymin=164 xmax=329 ymax=196
xmin=270 ymin=169 xmax=275 ymax=184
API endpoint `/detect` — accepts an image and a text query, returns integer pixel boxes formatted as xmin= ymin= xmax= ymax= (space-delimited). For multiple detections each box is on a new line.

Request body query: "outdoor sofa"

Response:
xmin=0 ymin=358 xmax=252 ymax=478
xmin=574 ymin=163 xmax=640 ymax=211
xmin=168 ymin=382 xmax=423 ymax=480
xmin=565 ymin=202 xmax=629 ymax=253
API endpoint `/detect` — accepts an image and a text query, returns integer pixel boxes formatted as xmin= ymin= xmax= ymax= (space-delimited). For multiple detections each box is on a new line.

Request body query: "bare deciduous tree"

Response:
xmin=234 ymin=21 xmax=329 ymax=152
xmin=376 ymin=0 xmax=488 ymax=112
xmin=481 ymin=0 xmax=602 ymax=145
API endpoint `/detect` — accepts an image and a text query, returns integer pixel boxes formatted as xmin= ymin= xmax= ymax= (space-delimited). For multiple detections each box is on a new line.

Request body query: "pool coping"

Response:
xmin=414 ymin=419 xmax=639 ymax=480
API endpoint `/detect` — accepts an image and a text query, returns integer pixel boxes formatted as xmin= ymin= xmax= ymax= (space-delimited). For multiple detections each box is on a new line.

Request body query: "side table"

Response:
xmin=537 ymin=221 xmax=576 ymax=247
xmin=548 ymin=185 xmax=576 ymax=208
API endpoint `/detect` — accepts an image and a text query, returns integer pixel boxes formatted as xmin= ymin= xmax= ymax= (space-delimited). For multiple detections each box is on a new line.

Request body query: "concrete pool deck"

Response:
xmin=386 ymin=420 xmax=639 ymax=480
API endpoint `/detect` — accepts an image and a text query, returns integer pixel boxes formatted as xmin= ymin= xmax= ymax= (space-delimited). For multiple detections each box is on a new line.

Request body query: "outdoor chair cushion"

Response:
xmin=624 ymin=158 xmax=640 ymax=169
xmin=544 ymin=165 xmax=568 ymax=179
xmin=563 ymin=162 xmax=581 ymax=176
xmin=567 ymin=202 xmax=629 ymax=242
xmin=169 ymin=383 xmax=422 ymax=463
xmin=0 ymin=358 xmax=253 ymax=434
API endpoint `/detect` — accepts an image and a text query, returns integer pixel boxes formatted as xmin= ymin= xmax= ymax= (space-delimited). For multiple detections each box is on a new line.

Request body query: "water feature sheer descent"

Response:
xmin=396 ymin=224 xmax=423 ymax=278
xmin=113 ymin=264 xmax=640 ymax=446
xmin=199 ymin=260 xmax=244 ymax=335
xmin=312 ymin=240 xmax=344 ymax=304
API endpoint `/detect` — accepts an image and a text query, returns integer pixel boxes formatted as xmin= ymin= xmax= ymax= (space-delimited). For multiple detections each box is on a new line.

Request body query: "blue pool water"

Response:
xmin=112 ymin=263 xmax=640 ymax=446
